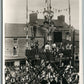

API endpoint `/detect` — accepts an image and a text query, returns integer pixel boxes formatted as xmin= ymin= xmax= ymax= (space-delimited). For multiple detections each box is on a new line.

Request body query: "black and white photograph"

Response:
xmin=3 ymin=0 xmax=81 ymax=84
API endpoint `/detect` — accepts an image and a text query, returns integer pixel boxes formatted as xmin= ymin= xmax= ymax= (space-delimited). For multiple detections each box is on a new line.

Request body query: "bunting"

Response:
xmin=28 ymin=8 xmax=69 ymax=14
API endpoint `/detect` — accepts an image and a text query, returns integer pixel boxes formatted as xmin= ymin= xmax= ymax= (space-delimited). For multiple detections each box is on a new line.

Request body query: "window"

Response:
xmin=5 ymin=62 xmax=14 ymax=67
xmin=14 ymin=38 xmax=17 ymax=43
xmin=53 ymin=32 xmax=62 ymax=42
xmin=13 ymin=46 xmax=18 ymax=55
xmin=13 ymin=38 xmax=18 ymax=56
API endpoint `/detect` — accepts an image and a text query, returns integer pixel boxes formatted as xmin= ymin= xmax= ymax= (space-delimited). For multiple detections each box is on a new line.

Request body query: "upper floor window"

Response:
xmin=13 ymin=46 xmax=18 ymax=55
xmin=14 ymin=38 xmax=18 ymax=44
xmin=13 ymin=38 xmax=18 ymax=56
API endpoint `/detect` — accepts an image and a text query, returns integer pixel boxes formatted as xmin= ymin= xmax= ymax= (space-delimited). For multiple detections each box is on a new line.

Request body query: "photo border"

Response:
xmin=0 ymin=0 xmax=2 ymax=83
xmin=82 ymin=0 xmax=84 ymax=83
xmin=0 ymin=0 xmax=83 ymax=84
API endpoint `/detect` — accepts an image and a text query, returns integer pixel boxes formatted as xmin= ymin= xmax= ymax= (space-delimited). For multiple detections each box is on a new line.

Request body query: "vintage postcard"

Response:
xmin=3 ymin=0 xmax=83 ymax=84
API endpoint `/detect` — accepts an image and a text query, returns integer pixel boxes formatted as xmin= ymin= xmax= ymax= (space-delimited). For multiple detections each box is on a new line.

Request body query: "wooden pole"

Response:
xmin=68 ymin=0 xmax=71 ymax=26
xmin=26 ymin=0 xmax=28 ymax=27
xmin=26 ymin=0 xmax=29 ymax=48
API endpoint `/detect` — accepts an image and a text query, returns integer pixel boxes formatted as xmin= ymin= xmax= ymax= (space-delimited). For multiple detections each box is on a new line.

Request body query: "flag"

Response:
xmin=45 ymin=0 xmax=47 ymax=3
xmin=58 ymin=10 xmax=60 ymax=13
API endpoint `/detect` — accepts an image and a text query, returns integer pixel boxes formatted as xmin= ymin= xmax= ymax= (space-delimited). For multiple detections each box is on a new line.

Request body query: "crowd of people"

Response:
xmin=5 ymin=41 xmax=79 ymax=84
xmin=44 ymin=42 xmax=72 ymax=56
xmin=27 ymin=41 xmax=73 ymax=60
xmin=5 ymin=59 xmax=79 ymax=84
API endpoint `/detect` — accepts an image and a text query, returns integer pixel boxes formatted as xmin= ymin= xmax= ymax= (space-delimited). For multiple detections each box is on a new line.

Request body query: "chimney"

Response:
xmin=58 ymin=15 xmax=65 ymax=22
xmin=29 ymin=13 xmax=37 ymax=24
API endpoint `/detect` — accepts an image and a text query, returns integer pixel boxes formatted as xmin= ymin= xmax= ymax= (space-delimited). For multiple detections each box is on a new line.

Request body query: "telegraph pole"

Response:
xmin=26 ymin=0 xmax=28 ymax=27
xmin=68 ymin=0 xmax=71 ymax=26
xmin=68 ymin=0 xmax=74 ymax=66
xmin=26 ymin=0 xmax=29 ymax=48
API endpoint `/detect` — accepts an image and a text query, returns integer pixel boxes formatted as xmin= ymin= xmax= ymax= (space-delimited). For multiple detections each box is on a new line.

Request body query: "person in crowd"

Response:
xmin=35 ymin=40 xmax=39 ymax=54
xmin=56 ymin=76 xmax=61 ymax=84
xmin=52 ymin=43 xmax=56 ymax=50
xmin=31 ymin=42 xmax=35 ymax=50
xmin=65 ymin=43 xmax=72 ymax=56
xmin=56 ymin=46 xmax=59 ymax=57
xmin=40 ymin=77 xmax=48 ymax=84
xmin=60 ymin=42 xmax=64 ymax=50
xmin=44 ymin=41 xmax=52 ymax=52
xmin=62 ymin=76 xmax=68 ymax=84
xmin=50 ymin=77 xmax=57 ymax=84
xmin=44 ymin=41 xmax=52 ymax=61
xmin=66 ymin=43 xmax=70 ymax=50
xmin=52 ymin=43 xmax=57 ymax=57
xmin=5 ymin=74 xmax=11 ymax=83
xmin=10 ymin=77 xmax=16 ymax=84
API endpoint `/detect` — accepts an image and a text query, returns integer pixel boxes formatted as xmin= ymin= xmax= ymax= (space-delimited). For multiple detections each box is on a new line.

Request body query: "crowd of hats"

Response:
xmin=5 ymin=59 xmax=79 ymax=84
xmin=5 ymin=41 xmax=79 ymax=84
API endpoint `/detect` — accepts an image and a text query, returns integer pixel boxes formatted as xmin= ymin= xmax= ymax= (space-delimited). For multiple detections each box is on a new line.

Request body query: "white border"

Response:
xmin=79 ymin=0 xmax=83 ymax=84
xmin=3 ymin=0 xmax=5 ymax=83
xmin=3 ymin=0 xmax=83 ymax=84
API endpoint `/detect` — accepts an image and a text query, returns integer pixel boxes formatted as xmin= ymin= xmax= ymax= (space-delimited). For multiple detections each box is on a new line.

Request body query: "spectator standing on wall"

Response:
xmin=35 ymin=40 xmax=39 ymax=54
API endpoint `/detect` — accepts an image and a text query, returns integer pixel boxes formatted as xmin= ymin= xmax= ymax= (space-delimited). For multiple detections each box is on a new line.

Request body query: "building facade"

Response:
xmin=5 ymin=13 xmax=79 ymax=67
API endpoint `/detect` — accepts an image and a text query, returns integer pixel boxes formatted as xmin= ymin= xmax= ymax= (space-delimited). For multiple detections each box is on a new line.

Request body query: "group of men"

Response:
xmin=44 ymin=41 xmax=72 ymax=61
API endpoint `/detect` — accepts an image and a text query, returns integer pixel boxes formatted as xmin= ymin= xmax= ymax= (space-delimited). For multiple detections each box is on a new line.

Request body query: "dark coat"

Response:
xmin=50 ymin=80 xmax=57 ymax=84
xmin=41 ymin=80 xmax=48 ymax=84
xmin=62 ymin=77 xmax=68 ymax=84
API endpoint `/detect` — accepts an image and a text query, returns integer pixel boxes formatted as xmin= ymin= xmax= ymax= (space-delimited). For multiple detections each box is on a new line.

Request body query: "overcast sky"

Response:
xmin=4 ymin=0 xmax=79 ymax=29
